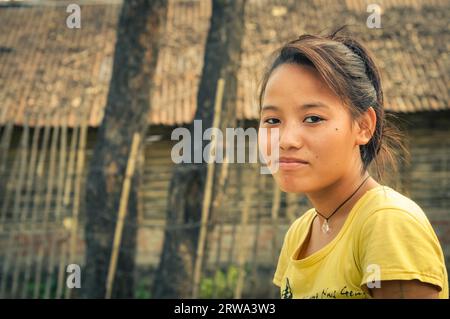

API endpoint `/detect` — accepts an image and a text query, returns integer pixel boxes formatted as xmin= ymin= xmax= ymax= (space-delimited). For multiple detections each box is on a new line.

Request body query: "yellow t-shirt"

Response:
xmin=273 ymin=185 xmax=449 ymax=299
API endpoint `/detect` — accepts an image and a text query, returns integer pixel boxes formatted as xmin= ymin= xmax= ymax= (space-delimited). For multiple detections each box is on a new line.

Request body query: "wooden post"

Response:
xmin=21 ymin=110 xmax=42 ymax=223
xmin=63 ymin=116 xmax=80 ymax=208
xmin=66 ymin=108 xmax=88 ymax=299
xmin=55 ymin=107 xmax=73 ymax=299
xmin=31 ymin=109 xmax=60 ymax=298
xmin=49 ymin=107 xmax=69 ymax=299
xmin=1 ymin=111 xmax=30 ymax=298
xmin=20 ymin=110 xmax=43 ymax=298
xmin=105 ymin=132 xmax=142 ymax=299
xmin=28 ymin=110 xmax=54 ymax=298
xmin=43 ymin=114 xmax=60 ymax=226
xmin=191 ymin=79 xmax=225 ymax=298
xmin=61 ymin=111 xmax=80 ymax=299
xmin=55 ymin=107 xmax=68 ymax=221
xmin=30 ymin=111 xmax=52 ymax=224
xmin=44 ymin=108 xmax=61 ymax=299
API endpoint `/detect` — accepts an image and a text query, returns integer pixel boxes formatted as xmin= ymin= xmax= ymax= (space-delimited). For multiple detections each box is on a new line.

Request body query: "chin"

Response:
xmin=274 ymin=173 xmax=315 ymax=194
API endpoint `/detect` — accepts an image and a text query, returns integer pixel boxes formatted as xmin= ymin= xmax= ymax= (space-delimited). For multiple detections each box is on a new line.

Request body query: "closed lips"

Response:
xmin=278 ymin=157 xmax=309 ymax=164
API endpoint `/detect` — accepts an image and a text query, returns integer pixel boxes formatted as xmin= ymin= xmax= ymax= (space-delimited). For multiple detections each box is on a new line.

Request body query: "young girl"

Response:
xmin=258 ymin=28 xmax=448 ymax=299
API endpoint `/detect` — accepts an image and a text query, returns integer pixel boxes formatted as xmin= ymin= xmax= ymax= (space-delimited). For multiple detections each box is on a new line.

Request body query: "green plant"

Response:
xmin=199 ymin=265 xmax=240 ymax=298
xmin=134 ymin=278 xmax=152 ymax=299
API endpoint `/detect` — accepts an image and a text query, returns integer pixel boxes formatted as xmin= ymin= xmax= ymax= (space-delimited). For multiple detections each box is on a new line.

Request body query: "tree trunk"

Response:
xmin=152 ymin=0 xmax=246 ymax=299
xmin=83 ymin=0 xmax=167 ymax=298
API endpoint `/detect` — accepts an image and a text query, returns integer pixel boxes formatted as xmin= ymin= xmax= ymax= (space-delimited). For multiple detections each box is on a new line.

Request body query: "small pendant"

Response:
xmin=321 ymin=220 xmax=330 ymax=234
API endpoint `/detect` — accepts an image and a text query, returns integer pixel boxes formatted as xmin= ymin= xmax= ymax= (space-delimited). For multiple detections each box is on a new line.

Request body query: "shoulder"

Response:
xmin=356 ymin=186 xmax=432 ymax=229
xmin=354 ymin=186 xmax=444 ymax=265
xmin=356 ymin=187 xmax=448 ymax=298
xmin=356 ymin=186 xmax=445 ymax=270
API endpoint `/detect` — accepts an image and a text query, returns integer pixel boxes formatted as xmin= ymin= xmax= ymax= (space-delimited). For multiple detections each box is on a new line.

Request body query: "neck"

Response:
xmin=306 ymin=170 xmax=379 ymax=224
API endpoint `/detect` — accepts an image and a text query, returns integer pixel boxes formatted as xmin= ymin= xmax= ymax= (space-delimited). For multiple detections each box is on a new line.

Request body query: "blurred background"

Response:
xmin=0 ymin=0 xmax=448 ymax=299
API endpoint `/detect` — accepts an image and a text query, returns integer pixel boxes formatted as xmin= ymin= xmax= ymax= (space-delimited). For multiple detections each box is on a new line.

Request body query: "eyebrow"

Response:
xmin=261 ymin=102 xmax=329 ymax=112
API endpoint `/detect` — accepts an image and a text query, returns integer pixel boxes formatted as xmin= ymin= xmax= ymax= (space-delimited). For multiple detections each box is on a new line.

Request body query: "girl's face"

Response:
xmin=258 ymin=63 xmax=363 ymax=193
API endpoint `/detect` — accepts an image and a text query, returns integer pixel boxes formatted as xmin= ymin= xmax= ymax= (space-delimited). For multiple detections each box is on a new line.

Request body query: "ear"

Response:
xmin=355 ymin=107 xmax=377 ymax=146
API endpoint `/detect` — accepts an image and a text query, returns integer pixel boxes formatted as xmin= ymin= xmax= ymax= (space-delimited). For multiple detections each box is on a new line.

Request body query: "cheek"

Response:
xmin=309 ymin=128 xmax=355 ymax=167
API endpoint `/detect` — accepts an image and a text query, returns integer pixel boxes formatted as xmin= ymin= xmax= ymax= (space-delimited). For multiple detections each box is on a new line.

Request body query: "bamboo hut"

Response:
xmin=0 ymin=0 xmax=449 ymax=298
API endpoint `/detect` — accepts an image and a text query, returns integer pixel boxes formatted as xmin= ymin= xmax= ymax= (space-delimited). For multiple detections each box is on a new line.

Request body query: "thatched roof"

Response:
xmin=0 ymin=0 xmax=448 ymax=127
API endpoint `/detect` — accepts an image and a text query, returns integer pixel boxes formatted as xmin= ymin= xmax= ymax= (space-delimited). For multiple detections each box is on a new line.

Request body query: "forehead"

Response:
xmin=263 ymin=63 xmax=340 ymax=106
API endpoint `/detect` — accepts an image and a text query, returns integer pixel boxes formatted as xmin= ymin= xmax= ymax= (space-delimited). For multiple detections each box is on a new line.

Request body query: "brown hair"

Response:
xmin=258 ymin=26 xmax=408 ymax=181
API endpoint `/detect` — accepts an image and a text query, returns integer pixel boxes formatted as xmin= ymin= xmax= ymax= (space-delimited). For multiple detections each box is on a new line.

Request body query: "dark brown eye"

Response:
xmin=264 ymin=118 xmax=280 ymax=125
xmin=304 ymin=116 xmax=323 ymax=124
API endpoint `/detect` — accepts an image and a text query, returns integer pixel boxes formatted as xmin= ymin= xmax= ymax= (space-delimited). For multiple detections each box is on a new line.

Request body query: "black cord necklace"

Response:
xmin=315 ymin=175 xmax=370 ymax=234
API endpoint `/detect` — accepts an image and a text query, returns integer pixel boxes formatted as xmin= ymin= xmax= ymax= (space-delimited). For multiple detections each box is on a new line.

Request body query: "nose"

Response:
xmin=279 ymin=122 xmax=303 ymax=151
